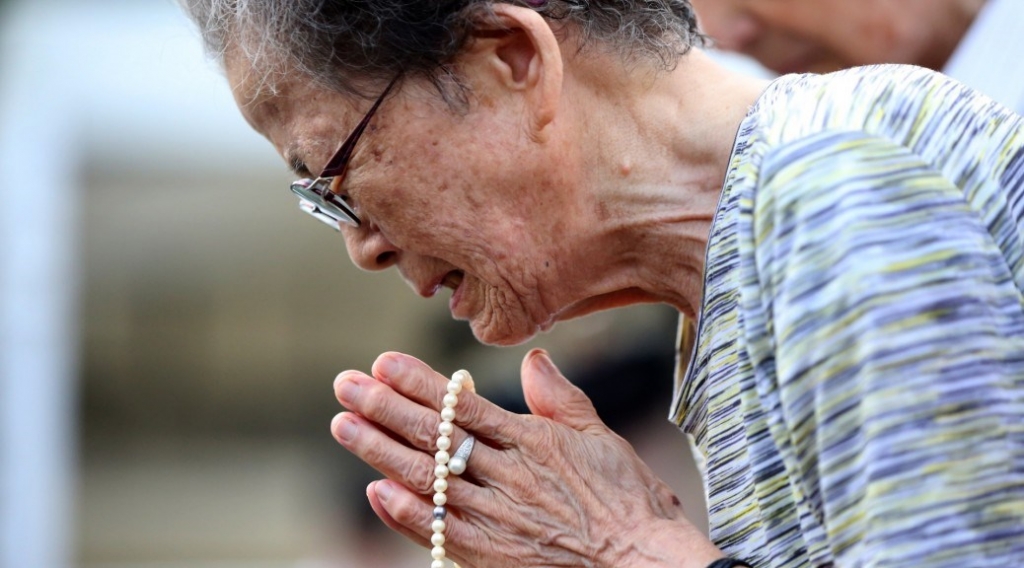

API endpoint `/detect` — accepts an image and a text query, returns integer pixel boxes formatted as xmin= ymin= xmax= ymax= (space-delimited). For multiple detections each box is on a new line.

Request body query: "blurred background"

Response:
xmin=0 ymin=1 xmax=768 ymax=566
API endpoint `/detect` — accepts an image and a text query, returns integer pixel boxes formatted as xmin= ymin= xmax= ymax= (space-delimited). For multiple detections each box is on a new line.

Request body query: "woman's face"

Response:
xmin=690 ymin=0 xmax=951 ymax=74
xmin=228 ymin=62 xmax=591 ymax=346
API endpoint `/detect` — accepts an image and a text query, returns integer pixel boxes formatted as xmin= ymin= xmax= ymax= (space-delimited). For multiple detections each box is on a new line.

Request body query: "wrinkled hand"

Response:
xmin=331 ymin=349 xmax=720 ymax=568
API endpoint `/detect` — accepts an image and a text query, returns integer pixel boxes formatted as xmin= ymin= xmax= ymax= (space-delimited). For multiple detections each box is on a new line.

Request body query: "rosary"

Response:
xmin=430 ymin=369 xmax=476 ymax=568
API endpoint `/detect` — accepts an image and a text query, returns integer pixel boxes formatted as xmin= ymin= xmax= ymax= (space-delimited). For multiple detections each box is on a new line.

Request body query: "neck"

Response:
xmin=559 ymin=50 xmax=767 ymax=320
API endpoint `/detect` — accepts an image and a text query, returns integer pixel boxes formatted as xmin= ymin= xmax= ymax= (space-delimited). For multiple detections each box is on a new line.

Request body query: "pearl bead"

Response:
xmin=430 ymin=370 xmax=476 ymax=568
xmin=448 ymin=456 xmax=467 ymax=475
xmin=434 ymin=478 xmax=448 ymax=493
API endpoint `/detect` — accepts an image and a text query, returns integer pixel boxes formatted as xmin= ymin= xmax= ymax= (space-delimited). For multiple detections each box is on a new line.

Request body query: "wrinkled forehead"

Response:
xmin=222 ymin=46 xmax=369 ymax=178
xmin=224 ymin=46 xmax=286 ymax=134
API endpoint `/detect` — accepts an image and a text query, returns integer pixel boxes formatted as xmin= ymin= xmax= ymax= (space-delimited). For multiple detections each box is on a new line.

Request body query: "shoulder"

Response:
xmin=761 ymin=64 xmax=970 ymax=110
xmin=753 ymin=130 xmax=954 ymax=236
xmin=751 ymin=65 xmax=947 ymax=119
xmin=739 ymin=130 xmax=989 ymax=317
xmin=748 ymin=64 xmax=1017 ymax=152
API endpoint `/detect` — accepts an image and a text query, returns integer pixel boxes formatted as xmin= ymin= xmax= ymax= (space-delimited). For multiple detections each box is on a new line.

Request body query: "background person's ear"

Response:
xmin=462 ymin=4 xmax=564 ymax=142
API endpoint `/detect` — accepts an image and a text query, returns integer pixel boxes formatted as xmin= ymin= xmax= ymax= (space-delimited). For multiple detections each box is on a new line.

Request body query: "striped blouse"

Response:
xmin=670 ymin=65 xmax=1024 ymax=567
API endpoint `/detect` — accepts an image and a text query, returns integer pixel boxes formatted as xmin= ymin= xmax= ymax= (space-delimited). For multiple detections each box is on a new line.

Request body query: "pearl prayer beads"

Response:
xmin=432 ymin=369 xmax=475 ymax=568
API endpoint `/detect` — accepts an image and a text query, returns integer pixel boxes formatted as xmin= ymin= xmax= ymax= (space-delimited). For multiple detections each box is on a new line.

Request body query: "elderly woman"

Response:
xmin=180 ymin=0 xmax=1024 ymax=566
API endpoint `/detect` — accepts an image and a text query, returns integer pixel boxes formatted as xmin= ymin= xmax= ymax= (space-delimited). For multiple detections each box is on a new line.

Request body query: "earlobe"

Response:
xmin=470 ymin=4 xmax=563 ymax=142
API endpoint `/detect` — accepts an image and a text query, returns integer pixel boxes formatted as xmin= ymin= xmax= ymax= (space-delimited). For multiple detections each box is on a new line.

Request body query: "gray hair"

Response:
xmin=180 ymin=0 xmax=704 ymax=99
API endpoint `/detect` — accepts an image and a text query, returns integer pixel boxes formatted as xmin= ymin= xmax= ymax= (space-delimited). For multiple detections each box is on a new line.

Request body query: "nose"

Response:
xmin=343 ymin=222 xmax=400 ymax=271
xmin=692 ymin=1 xmax=762 ymax=53
xmin=713 ymin=13 xmax=761 ymax=53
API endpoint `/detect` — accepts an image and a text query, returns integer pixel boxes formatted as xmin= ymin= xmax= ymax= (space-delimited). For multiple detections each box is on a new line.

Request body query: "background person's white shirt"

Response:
xmin=944 ymin=0 xmax=1024 ymax=115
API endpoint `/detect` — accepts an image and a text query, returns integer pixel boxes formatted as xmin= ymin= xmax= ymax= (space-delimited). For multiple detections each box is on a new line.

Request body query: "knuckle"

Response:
xmin=387 ymin=491 xmax=423 ymax=525
xmin=406 ymin=457 xmax=435 ymax=494
xmin=457 ymin=394 xmax=485 ymax=424
xmin=359 ymin=435 xmax=388 ymax=464
xmin=357 ymin=380 xmax=388 ymax=414
xmin=410 ymin=411 xmax=439 ymax=450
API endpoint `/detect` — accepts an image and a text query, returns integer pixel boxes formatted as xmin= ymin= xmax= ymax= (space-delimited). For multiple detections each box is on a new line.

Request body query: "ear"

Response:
xmin=463 ymin=4 xmax=563 ymax=142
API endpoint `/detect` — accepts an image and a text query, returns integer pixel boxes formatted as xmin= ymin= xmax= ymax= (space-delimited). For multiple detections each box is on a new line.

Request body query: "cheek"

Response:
xmin=356 ymin=129 xmax=448 ymax=230
xmin=363 ymin=106 xmax=557 ymax=264
xmin=366 ymin=162 xmax=494 ymax=262
xmin=749 ymin=0 xmax=830 ymax=41
xmin=803 ymin=1 xmax=906 ymax=65
xmin=836 ymin=27 xmax=905 ymax=65
xmin=690 ymin=0 xmax=742 ymax=37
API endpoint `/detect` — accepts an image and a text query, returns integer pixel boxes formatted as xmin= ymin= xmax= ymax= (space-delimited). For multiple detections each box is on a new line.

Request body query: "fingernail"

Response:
xmin=531 ymin=350 xmax=555 ymax=374
xmin=377 ymin=355 xmax=401 ymax=380
xmin=338 ymin=379 xmax=361 ymax=405
xmin=334 ymin=414 xmax=357 ymax=443
xmin=375 ymin=480 xmax=394 ymax=503
xmin=333 ymin=372 xmax=347 ymax=392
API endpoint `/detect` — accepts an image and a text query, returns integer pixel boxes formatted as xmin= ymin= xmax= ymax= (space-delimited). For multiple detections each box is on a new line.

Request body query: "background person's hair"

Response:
xmin=180 ymin=0 xmax=704 ymax=100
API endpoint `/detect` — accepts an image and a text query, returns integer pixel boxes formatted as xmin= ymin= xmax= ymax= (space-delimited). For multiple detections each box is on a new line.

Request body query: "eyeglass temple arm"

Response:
xmin=320 ymin=75 xmax=401 ymax=178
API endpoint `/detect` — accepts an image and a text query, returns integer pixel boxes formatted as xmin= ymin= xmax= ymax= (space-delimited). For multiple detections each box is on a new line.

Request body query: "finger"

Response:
xmin=372 ymin=351 xmax=524 ymax=447
xmin=332 ymin=407 xmax=500 ymax=497
xmin=369 ymin=479 xmax=476 ymax=567
xmin=339 ymin=417 xmax=503 ymax=564
xmin=335 ymin=369 xmax=508 ymax=479
xmin=335 ymin=369 xmax=443 ymax=453
xmin=521 ymin=349 xmax=606 ymax=432
xmin=332 ymin=411 xmax=439 ymax=494
xmin=367 ymin=480 xmax=431 ymax=548
xmin=333 ymin=364 xmax=491 ymax=485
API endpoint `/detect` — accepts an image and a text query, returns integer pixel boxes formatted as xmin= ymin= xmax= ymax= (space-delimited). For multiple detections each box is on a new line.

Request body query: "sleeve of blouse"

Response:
xmin=739 ymin=130 xmax=1024 ymax=566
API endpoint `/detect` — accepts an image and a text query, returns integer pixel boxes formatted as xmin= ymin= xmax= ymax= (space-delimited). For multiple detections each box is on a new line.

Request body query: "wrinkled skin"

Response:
xmin=332 ymin=350 xmax=719 ymax=568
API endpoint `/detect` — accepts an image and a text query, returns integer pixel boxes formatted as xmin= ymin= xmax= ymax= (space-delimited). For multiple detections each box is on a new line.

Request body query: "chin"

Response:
xmin=468 ymin=315 xmax=546 ymax=347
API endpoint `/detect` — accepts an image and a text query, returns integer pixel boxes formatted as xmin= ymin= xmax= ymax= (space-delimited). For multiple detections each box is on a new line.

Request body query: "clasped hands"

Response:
xmin=331 ymin=348 xmax=722 ymax=568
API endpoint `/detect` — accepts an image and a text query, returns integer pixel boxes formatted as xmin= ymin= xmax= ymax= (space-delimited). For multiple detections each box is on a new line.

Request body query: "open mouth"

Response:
xmin=442 ymin=270 xmax=467 ymax=316
xmin=441 ymin=270 xmax=464 ymax=292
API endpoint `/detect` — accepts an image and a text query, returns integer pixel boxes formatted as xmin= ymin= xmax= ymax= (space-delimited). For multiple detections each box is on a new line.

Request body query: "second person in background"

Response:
xmin=691 ymin=0 xmax=1024 ymax=113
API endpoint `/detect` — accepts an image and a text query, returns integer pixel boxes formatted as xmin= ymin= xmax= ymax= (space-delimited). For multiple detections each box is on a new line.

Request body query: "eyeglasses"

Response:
xmin=289 ymin=76 xmax=400 ymax=230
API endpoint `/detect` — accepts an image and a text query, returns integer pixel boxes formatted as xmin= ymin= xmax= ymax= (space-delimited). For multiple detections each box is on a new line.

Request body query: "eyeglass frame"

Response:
xmin=289 ymin=75 xmax=401 ymax=230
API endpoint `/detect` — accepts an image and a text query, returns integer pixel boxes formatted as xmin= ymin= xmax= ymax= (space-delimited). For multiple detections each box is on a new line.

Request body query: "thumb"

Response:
xmin=521 ymin=349 xmax=604 ymax=431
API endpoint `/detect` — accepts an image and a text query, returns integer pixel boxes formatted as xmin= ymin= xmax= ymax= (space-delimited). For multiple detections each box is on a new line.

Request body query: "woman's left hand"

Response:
xmin=331 ymin=349 xmax=722 ymax=568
